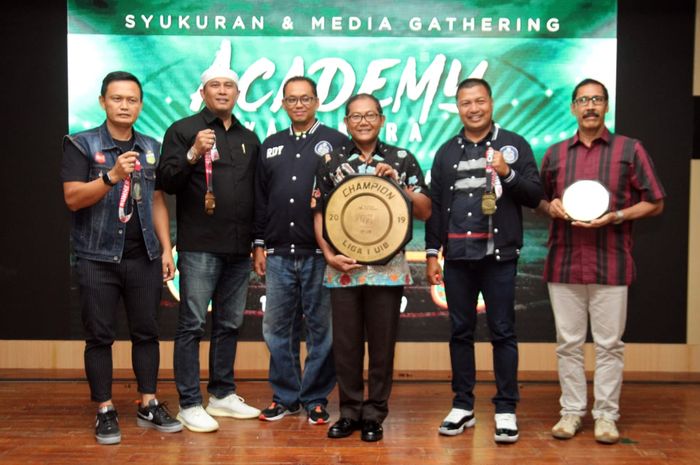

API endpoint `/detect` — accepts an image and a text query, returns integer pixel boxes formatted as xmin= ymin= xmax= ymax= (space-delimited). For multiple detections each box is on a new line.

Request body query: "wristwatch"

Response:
xmin=102 ymin=171 xmax=116 ymax=187
xmin=186 ymin=147 xmax=200 ymax=164
xmin=613 ymin=210 xmax=624 ymax=224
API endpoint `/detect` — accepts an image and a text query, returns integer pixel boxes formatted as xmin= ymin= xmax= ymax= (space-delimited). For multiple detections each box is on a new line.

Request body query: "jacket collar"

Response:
xmin=287 ymin=119 xmax=321 ymax=136
xmin=97 ymin=121 xmax=148 ymax=153
xmin=457 ymin=123 xmax=500 ymax=145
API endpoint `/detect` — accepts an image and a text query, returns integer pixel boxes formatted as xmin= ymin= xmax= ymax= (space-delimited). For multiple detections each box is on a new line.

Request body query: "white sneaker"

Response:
xmin=594 ymin=418 xmax=619 ymax=444
xmin=494 ymin=413 xmax=519 ymax=443
xmin=206 ymin=393 xmax=261 ymax=419
xmin=438 ymin=408 xmax=476 ymax=436
xmin=552 ymin=414 xmax=582 ymax=439
xmin=177 ymin=405 xmax=219 ymax=432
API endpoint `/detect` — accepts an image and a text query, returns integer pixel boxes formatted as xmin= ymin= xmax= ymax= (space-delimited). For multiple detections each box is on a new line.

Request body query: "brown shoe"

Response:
xmin=594 ymin=418 xmax=619 ymax=444
xmin=551 ymin=414 xmax=582 ymax=439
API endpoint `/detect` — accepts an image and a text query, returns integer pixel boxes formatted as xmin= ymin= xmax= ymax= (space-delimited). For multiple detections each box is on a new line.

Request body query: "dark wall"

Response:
xmin=616 ymin=0 xmax=693 ymax=341
xmin=0 ymin=0 xmax=693 ymax=341
xmin=1 ymin=3 xmax=71 ymax=338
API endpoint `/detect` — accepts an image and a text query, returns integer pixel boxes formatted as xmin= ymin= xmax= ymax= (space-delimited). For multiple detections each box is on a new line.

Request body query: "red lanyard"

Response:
xmin=204 ymin=149 xmax=213 ymax=192
xmin=204 ymin=149 xmax=216 ymax=214
xmin=484 ymin=145 xmax=496 ymax=193
xmin=481 ymin=145 xmax=498 ymax=215
xmin=118 ymin=159 xmax=141 ymax=223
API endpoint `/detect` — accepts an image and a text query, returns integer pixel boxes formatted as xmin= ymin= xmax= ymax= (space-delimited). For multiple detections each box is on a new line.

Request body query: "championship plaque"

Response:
xmin=324 ymin=174 xmax=412 ymax=265
xmin=562 ymin=180 xmax=610 ymax=221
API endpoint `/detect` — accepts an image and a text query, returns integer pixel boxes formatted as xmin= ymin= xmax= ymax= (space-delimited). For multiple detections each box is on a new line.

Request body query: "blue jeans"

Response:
xmin=444 ymin=257 xmax=519 ymax=413
xmin=174 ymin=251 xmax=251 ymax=408
xmin=263 ymin=255 xmax=335 ymax=410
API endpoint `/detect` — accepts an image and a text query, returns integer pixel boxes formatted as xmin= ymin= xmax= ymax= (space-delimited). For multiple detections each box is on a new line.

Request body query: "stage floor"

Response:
xmin=0 ymin=378 xmax=698 ymax=465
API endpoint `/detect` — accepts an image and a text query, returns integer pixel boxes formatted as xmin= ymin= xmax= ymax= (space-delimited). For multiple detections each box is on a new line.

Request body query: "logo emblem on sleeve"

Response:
xmin=315 ymin=141 xmax=333 ymax=156
xmin=500 ymin=145 xmax=519 ymax=164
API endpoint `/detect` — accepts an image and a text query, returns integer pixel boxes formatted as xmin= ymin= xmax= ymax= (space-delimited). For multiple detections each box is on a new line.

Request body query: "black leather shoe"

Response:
xmin=361 ymin=420 xmax=383 ymax=442
xmin=327 ymin=417 xmax=360 ymax=438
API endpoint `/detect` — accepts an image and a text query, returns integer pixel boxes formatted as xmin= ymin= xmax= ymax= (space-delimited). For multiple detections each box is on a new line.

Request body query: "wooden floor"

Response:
xmin=1 ymin=377 xmax=699 ymax=465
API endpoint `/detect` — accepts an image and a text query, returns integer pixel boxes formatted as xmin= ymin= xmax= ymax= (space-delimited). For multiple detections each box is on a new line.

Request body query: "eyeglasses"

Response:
xmin=283 ymin=95 xmax=316 ymax=106
xmin=573 ymin=95 xmax=607 ymax=106
xmin=347 ymin=112 xmax=381 ymax=124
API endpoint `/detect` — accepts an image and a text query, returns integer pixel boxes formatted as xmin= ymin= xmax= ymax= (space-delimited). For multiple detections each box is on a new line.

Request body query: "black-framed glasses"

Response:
xmin=573 ymin=95 xmax=607 ymax=106
xmin=283 ymin=95 xmax=316 ymax=106
xmin=347 ymin=112 xmax=381 ymax=123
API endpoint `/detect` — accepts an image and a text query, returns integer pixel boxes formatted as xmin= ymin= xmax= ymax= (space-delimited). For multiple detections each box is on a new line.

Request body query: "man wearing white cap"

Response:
xmin=158 ymin=66 xmax=261 ymax=432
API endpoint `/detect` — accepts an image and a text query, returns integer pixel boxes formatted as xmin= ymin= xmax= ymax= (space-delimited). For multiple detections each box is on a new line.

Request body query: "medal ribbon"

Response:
xmin=204 ymin=149 xmax=214 ymax=193
xmin=204 ymin=149 xmax=216 ymax=214
xmin=484 ymin=146 xmax=496 ymax=193
xmin=118 ymin=176 xmax=133 ymax=224
xmin=481 ymin=145 xmax=498 ymax=216
xmin=118 ymin=159 xmax=142 ymax=223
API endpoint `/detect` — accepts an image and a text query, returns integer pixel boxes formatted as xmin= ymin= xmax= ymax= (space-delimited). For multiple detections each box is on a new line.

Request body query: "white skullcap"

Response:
xmin=200 ymin=67 xmax=239 ymax=86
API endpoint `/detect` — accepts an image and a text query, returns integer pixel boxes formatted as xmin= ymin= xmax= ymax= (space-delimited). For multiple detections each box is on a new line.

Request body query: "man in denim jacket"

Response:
xmin=62 ymin=71 xmax=181 ymax=445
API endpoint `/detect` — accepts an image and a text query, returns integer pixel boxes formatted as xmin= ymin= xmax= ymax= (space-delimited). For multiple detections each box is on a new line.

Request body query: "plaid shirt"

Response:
xmin=541 ymin=128 xmax=665 ymax=285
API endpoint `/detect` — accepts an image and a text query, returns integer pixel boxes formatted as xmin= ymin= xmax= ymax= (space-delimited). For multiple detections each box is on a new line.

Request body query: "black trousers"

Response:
xmin=330 ymin=285 xmax=403 ymax=423
xmin=444 ymin=257 xmax=519 ymax=413
xmin=77 ymin=255 xmax=162 ymax=402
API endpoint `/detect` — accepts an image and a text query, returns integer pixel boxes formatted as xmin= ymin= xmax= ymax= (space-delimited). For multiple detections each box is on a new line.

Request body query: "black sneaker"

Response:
xmin=137 ymin=399 xmax=183 ymax=433
xmin=258 ymin=402 xmax=301 ymax=421
xmin=307 ymin=405 xmax=330 ymax=425
xmin=95 ymin=405 xmax=121 ymax=445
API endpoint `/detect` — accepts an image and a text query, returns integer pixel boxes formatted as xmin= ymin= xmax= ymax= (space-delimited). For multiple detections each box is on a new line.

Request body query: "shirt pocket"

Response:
xmin=229 ymin=142 xmax=255 ymax=175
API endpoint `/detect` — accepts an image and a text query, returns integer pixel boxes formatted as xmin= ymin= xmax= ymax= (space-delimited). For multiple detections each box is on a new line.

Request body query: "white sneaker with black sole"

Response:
xmin=494 ymin=413 xmax=519 ymax=443
xmin=438 ymin=408 xmax=476 ymax=436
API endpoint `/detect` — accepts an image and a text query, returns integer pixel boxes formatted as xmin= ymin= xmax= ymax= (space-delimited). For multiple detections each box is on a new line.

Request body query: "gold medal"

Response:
xmin=205 ymin=191 xmax=216 ymax=215
xmin=482 ymin=192 xmax=497 ymax=215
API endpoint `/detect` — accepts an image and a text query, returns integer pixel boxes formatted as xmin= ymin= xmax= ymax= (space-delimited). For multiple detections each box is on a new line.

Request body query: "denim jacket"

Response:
xmin=64 ymin=122 xmax=162 ymax=263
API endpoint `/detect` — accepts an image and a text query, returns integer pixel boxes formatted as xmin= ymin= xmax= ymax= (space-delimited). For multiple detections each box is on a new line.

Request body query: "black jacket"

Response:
xmin=425 ymin=126 xmax=543 ymax=262
xmin=253 ymin=121 xmax=349 ymax=255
